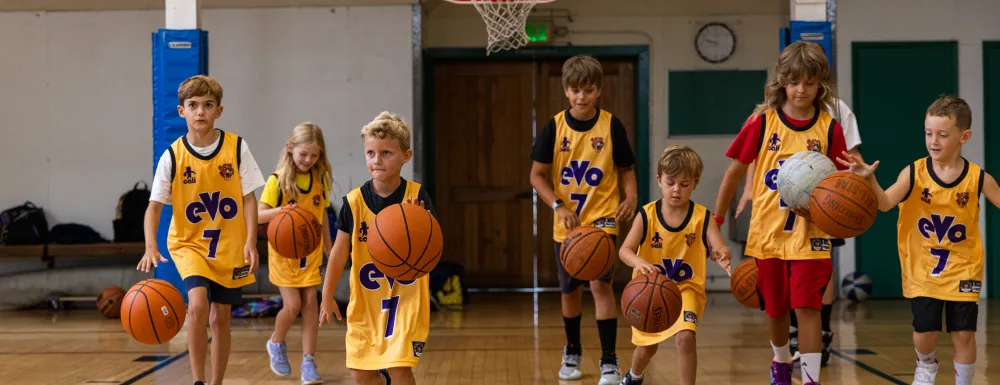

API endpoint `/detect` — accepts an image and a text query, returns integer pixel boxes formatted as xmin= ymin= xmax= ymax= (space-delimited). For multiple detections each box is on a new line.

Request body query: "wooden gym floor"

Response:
xmin=1 ymin=292 xmax=996 ymax=384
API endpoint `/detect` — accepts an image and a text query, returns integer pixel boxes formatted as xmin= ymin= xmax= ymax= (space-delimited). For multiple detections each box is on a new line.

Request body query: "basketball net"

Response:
xmin=457 ymin=0 xmax=544 ymax=54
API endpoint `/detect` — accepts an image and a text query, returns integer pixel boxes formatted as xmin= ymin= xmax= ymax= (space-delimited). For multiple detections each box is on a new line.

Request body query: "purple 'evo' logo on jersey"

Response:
xmin=185 ymin=191 xmax=239 ymax=224
xmin=917 ymin=213 xmax=967 ymax=244
xmin=359 ymin=262 xmax=415 ymax=290
xmin=560 ymin=160 xmax=604 ymax=187
xmin=656 ymin=258 xmax=694 ymax=283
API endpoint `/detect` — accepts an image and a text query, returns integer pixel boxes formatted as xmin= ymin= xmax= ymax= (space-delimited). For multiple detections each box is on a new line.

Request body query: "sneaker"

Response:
xmin=821 ymin=331 xmax=834 ymax=367
xmin=912 ymin=360 xmax=938 ymax=385
xmin=267 ymin=339 xmax=291 ymax=376
xmin=790 ymin=330 xmax=800 ymax=363
xmin=619 ymin=370 xmax=644 ymax=385
xmin=301 ymin=354 xmax=323 ymax=384
xmin=770 ymin=361 xmax=792 ymax=385
xmin=378 ymin=368 xmax=392 ymax=385
xmin=558 ymin=345 xmax=582 ymax=380
xmin=598 ymin=355 xmax=622 ymax=385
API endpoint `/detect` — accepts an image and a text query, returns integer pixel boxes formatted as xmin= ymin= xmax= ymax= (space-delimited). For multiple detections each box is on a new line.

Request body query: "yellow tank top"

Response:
xmin=167 ymin=131 xmax=254 ymax=288
xmin=265 ymin=169 xmax=327 ymax=287
xmin=551 ymin=110 xmax=620 ymax=242
xmin=345 ymin=180 xmax=430 ymax=353
xmin=633 ymin=200 xmax=709 ymax=298
xmin=747 ymin=108 xmax=836 ymax=260
xmin=897 ymin=157 xmax=984 ymax=301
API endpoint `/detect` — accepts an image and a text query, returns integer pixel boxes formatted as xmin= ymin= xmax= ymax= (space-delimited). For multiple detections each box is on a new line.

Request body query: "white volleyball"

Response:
xmin=776 ymin=151 xmax=836 ymax=210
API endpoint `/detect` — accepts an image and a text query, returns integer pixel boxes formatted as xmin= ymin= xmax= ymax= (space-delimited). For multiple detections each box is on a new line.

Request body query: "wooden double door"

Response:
xmin=432 ymin=58 xmax=638 ymax=289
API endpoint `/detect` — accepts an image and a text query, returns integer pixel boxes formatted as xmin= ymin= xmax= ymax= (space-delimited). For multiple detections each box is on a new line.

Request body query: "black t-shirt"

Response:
xmin=336 ymin=177 xmax=436 ymax=233
xmin=530 ymin=108 xmax=636 ymax=167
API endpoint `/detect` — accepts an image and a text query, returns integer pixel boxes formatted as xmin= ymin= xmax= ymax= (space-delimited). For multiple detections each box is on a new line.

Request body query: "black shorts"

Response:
xmin=555 ymin=234 xmax=616 ymax=294
xmin=911 ymin=296 xmax=978 ymax=333
xmin=184 ymin=276 xmax=243 ymax=306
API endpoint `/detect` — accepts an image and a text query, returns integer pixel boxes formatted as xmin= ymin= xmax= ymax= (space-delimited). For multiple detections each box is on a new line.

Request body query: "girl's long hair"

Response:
xmin=276 ymin=122 xmax=333 ymax=203
xmin=753 ymin=41 xmax=838 ymax=116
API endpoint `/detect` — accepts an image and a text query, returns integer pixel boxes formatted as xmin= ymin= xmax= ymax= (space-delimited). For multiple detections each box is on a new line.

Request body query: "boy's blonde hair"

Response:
xmin=657 ymin=145 xmax=703 ymax=180
xmin=562 ymin=55 xmax=604 ymax=89
xmin=361 ymin=111 xmax=411 ymax=151
xmin=753 ymin=41 xmax=837 ymax=115
xmin=177 ymin=75 xmax=223 ymax=105
xmin=276 ymin=122 xmax=334 ymax=203
xmin=927 ymin=95 xmax=972 ymax=131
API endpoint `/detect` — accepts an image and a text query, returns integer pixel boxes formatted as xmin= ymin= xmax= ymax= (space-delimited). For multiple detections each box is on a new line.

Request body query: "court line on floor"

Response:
xmin=831 ymin=349 xmax=907 ymax=385
xmin=117 ymin=337 xmax=210 ymax=385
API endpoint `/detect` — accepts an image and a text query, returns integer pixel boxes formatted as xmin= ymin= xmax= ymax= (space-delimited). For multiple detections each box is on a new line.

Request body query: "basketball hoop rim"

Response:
xmin=444 ymin=0 xmax=555 ymax=4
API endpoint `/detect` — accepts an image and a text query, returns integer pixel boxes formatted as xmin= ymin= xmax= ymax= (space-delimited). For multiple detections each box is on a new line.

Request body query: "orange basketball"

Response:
xmin=97 ymin=286 xmax=125 ymax=318
xmin=368 ymin=203 xmax=444 ymax=281
xmin=621 ymin=272 xmax=683 ymax=333
xmin=267 ymin=205 xmax=323 ymax=259
xmin=121 ymin=279 xmax=186 ymax=345
xmin=809 ymin=171 xmax=879 ymax=239
xmin=560 ymin=226 xmax=615 ymax=281
xmin=730 ymin=258 xmax=760 ymax=309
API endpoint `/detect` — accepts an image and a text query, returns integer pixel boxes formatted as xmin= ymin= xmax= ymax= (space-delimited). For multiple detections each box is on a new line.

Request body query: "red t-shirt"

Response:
xmin=725 ymin=111 xmax=849 ymax=170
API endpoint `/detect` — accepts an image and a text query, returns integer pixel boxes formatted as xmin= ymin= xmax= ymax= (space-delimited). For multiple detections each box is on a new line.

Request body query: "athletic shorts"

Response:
xmin=184 ymin=275 xmax=243 ymax=306
xmin=554 ymin=234 xmax=616 ymax=294
xmin=911 ymin=297 xmax=978 ymax=333
xmin=755 ymin=258 xmax=832 ymax=318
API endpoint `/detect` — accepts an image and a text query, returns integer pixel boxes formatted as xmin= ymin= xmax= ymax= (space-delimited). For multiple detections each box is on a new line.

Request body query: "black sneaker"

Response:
xmin=194 ymin=382 xmax=206 ymax=385
xmin=821 ymin=331 xmax=833 ymax=367
xmin=620 ymin=370 xmax=644 ymax=385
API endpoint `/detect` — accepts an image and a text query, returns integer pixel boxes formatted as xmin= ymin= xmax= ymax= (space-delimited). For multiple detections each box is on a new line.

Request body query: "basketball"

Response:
xmin=559 ymin=226 xmax=615 ymax=281
xmin=368 ymin=202 xmax=444 ymax=281
xmin=809 ymin=171 xmax=879 ymax=238
xmin=777 ymin=150 xmax=837 ymax=210
xmin=267 ymin=205 xmax=323 ymax=259
xmin=730 ymin=258 xmax=760 ymax=309
xmin=121 ymin=279 xmax=186 ymax=345
xmin=620 ymin=272 xmax=683 ymax=333
xmin=842 ymin=271 xmax=873 ymax=302
xmin=97 ymin=286 xmax=125 ymax=318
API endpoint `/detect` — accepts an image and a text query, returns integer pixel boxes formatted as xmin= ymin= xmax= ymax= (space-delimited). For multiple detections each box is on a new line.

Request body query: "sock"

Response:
xmin=916 ymin=349 xmax=937 ymax=365
xmin=771 ymin=341 xmax=791 ymax=362
xmin=954 ymin=361 xmax=975 ymax=385
xmin=304 ymin=353 xmax=314 ymax=361
xmin=629 ymin=369 xmax=644 ymax=379
xmin=821 ymin=304 xmax=833 ymax=333
xmin=801 ymin=353 xmax=822 ymax=383
xmin=564 ymin=315 xmax=582 ymax=353
xmin=596 ymin=318 xmax=618 ymax=362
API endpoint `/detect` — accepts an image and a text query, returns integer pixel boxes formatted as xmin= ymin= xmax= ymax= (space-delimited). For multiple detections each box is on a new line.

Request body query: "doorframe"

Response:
xmin=984 ymin=41 xmax=1000 ymax=298
xmin=421 ymin=45 xmax=652 ymax=205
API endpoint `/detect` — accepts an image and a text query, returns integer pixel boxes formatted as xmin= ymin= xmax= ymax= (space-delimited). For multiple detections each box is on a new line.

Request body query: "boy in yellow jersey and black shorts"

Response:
xmin=529 ymin=54 xmax=639 ymax=384
xmin=617 ymin=145 xmax=732 ymax=385
xmin=138 ymin=75 xmax=266 ymax=385
xmin=319 ymin=112 xmax=435 ymax=385
xmin=840 ymin=95 xmax=1000 ymax=385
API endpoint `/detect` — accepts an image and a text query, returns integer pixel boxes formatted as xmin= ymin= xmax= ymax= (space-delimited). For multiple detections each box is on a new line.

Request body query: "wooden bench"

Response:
xmin=0 ymin=242 xmax=146 ymax=268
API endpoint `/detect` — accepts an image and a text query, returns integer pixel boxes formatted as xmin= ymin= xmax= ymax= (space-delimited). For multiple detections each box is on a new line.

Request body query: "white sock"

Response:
xmin=916 ymin=349 xmax=937 ymax=365
xmin=954 ymin=361 xmax=974 ymax=385
xmin=801 ymin=353 xmax=822 ymax=383
xmin=771 ymin=341 xmax=791 ymax=362
xmin=629 ymin=369 xmax=643 ymax=379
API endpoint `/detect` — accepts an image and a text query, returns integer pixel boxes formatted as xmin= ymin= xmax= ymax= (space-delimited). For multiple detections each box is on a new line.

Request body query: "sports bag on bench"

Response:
xmin=0 ymin=201 xmax=49 ymax=246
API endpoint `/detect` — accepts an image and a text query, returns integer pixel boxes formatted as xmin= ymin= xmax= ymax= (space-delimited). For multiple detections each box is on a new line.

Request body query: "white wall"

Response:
xmin=0 ymin=6 xmax=415 ymax=245
xmin=837 ymin=0 xmax=1000 ymax=297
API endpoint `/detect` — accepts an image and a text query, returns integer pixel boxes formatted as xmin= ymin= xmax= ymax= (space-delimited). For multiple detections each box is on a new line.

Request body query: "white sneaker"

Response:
xmin=558 ymin=346 xmax=582 ymax=380
xmin=598 ymin=355 xmax=621 ymax=385
xmin=912 ymin=361 xmax=938 ymax=385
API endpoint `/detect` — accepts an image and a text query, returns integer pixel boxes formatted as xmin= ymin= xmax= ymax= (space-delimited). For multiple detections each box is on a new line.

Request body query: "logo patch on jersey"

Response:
xmin=560 ymin=136 xmax=570 ymax=152
xmin=685 ymin=233 xmax=696 ymax=246
xmin=313 ymin=195 xmax=321 ymax=207
xmin=591 ymin=137 xmax=605 ymax=152
xmin=232 ymin=265 xmax=251 ymax=280
xmin=921 ymin=188 xmax=932 ymax=204
xmin=683 ymin=311 xmax=698 ymax=324
xmin=412 ymin=341 xmax=425 ymax=357
xmin=956 ymin=192 xmax=969 ymax=208
xmin=218 ymin=163 xmax=234 ymax=181
xmin=359 ymin=221 xmax=368 ymax=242
xmin=959 ymin=280 xmax=982 ymax=293
xmin=593 ymin=217 xmax=616 ymax=229
xmin=767 ymin=133 xmax=781 ymax=151
xmin=917 ymin=214 xmax=967 ymax=244
xmin=806 ymin=139 xmax=822 ymax=152
xmin=657 ymin=258 xmax=694 ymax=282
xmin=651 ymin=232 xmax=663 ymax=249
xmin=183 ymin=166 xmax=197 ymax=184
xmin=810 ymin=238 xmax=831 ymax=251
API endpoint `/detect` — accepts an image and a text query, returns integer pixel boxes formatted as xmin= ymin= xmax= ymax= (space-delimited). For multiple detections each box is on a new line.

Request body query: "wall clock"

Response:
xmin=695 ymin=22 xmax=736 ymax=64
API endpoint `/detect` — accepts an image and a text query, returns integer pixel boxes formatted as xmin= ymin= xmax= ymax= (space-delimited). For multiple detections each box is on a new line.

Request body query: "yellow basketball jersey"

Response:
xmin=265 ymin=169 xmax=327 ymax=288
xmin=746 ymin=109 xmax=836 ymax=260
xmin=551 ymin=110 xmax=620 ymax=242
xmin=897 ymin=157 xmax=984 ymax=301
xmin=631 ymin=200 xmax=709 ymax=345
xmin=167 ymin=131 xmax=254 ymax=288
xmin=344 ymin=180 xmax=430 ymax=370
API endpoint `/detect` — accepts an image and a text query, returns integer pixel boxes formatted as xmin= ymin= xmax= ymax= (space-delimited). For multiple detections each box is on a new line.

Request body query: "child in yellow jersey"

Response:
xmin=839 ymin=95 xmax=1000 ymax=385
xmin=138 ymin=75 xmax=266 ymax=385
xmin=258 ymin=122 xmax=334 ymax=384
xmin=617 ymin=145 xmax=732 ymax=385
xmin=319 ymin=111 xmax=435 ymax=385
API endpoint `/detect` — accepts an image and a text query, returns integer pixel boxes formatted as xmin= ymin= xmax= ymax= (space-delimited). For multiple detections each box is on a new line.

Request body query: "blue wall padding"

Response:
xmin=152 ymin=29 xmax=209 ymax=302
xmin=781 ymin=21 xmax=834 ymax=68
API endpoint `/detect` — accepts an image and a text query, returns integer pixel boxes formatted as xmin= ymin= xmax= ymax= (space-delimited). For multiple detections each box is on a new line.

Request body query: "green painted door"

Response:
xmin=984 ymin=41 xmax=1000 ymax=299
xmin=852 ymin=42 xmax=959 ymax=298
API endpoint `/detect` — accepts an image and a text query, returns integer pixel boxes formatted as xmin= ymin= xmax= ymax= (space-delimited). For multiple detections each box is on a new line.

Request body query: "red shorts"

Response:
xmin=755 ymin=258 xmax=832 ymax=318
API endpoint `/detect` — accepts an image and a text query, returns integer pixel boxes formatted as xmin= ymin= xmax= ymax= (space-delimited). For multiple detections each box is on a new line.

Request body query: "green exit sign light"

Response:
xmin=526 ymin=22 xmax=549 ymax=43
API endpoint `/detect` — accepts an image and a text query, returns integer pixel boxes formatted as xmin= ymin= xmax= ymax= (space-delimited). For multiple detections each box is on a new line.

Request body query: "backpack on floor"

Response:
xmin=114 ymin=181 xmax=150 ymax=242
xmin=0 ymin=201 xmax=49 ymax=246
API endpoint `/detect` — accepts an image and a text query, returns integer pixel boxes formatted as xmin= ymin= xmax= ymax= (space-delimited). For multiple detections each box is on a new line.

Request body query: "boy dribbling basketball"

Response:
xmin=618 ymin=145 xmax=732 ymax=385
xmin=138 ymin=75 xmax=266 ymax=385
xmin=529 ymin=54 xmax=639 ymax=384
xmin=839 ymin=95 xmax=1000 ymax=385
xmin=711 ymin=41 xmax=849 ymax=385
xmin=319 ymin=111 xmax=434 ymax=385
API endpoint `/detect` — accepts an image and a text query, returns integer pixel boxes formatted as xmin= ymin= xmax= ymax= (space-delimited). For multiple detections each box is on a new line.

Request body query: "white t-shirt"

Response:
xmin=829 ymin=98 xmax=862 ymax=151
xmin=150 ymin=134 xmax=266 ymax=204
